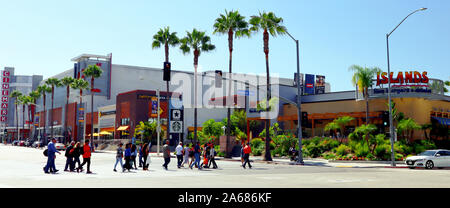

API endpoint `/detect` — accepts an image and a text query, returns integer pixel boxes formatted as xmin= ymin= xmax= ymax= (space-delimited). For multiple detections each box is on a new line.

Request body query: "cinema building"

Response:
xmin=0 ymin=67 xmax=43 ymax=142
xmin=33 ymin=53 xmax=319 ymax=146
xmin=278 ymin=71 xmax=449 ymax=141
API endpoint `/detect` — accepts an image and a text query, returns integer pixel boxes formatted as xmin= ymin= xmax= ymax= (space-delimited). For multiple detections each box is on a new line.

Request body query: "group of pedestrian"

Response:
xmin=44 ymin=139 xmax=92 ymax=174
xmin=114 ymin=142 xmax=151 ymax=172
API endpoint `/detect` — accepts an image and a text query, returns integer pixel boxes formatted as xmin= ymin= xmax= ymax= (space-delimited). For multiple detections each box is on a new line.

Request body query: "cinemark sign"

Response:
xmin=1 ymin=70 xmax=10 ymax=122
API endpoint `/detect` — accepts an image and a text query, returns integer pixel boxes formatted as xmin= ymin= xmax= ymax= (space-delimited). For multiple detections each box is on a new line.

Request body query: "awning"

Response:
xmin=432 ymin=117 xmax=450 ymax=126
xmin=117 ymin=126 xmax=129 ymax=131
xmin=87 ymin=133 xmax=100 ymax=137
xmin=100 ymin=131 xmax=112 ymax=135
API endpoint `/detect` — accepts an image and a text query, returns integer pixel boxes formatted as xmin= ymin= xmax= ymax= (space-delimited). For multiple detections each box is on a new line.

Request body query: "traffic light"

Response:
xmin=215 ymin=70 xmax=222 ymax=88
xmin=301 ymin=112 xmax=308 ymax=126
xmin=382 ymin=111 xmax=389 ymax=127
xmin=163 ymin=62 xmax=171 ymax=81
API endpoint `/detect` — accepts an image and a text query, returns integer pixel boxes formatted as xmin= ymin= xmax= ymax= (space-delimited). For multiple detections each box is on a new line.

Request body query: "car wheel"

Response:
xmin=425 ymin=160 xmax=434 ymax=169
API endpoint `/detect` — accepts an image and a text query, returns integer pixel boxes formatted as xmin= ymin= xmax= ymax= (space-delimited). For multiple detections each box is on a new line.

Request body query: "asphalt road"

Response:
xmin=1 ymin=144 xmax=449 ymax=188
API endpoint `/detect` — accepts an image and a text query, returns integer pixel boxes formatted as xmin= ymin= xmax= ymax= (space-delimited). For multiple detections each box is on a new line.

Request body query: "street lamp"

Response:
xmin=285 ymin=30 xmax=304 ymax=165
xmin=386 ymin=7 xmax=427 ymax=167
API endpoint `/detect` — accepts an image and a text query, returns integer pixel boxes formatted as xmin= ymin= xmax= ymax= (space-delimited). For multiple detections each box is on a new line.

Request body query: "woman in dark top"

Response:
xmin=142 ymin=143 xmax=149 ymax=170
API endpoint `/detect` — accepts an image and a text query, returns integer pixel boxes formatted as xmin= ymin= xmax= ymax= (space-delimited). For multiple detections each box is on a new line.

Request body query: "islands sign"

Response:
xmin=376 ymin=71 xmax=429 ymax=87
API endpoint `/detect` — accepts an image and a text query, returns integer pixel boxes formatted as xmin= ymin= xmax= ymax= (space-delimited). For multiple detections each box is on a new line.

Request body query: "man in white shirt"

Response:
xmin=175 ymin=142 xmax=184 ymax=168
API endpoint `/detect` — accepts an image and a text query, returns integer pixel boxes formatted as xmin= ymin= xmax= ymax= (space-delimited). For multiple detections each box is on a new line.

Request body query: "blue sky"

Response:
xmin=0 ymin=0 xmax=449 ymax=92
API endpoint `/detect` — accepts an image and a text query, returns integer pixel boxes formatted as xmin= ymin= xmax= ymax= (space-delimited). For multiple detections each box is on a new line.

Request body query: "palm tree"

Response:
xmin=37 ymin=85 xmax=52 ymax=143
xmin=324 ymin=121 xmax=340 ymax=138
xmin=45 ymin=78 xmax=62 ymax=140
xmin=249 ymin=11 xmax=287 ymax=161
xmin=213 ymin=9 xmax=250 ymax=158
xmin=18 ymin=95 xmax=32 ymax=140
xmin=152 ymin=26 xmax=180 ymax=142
xmin=334 ymin=116 xmax=355 ymax=138
xmin=83 ymin=65 xmax=103 ymax=150
xmin=61 ymin=76 xmax=75 ymax=143
xmin=28 ymin=90 xmax=41 ymax=139
xmin=10 ymin=90 xmax=22 ymax=141
xmin=349 ymin=65 xmax=381 ymax=124
xmin=397 ymin=118 xmax=421 ymax=143
xmin=70 ymin=78 xmax=90 ymax=142
xmin=179 ymin=29 xmax=215 ymax=142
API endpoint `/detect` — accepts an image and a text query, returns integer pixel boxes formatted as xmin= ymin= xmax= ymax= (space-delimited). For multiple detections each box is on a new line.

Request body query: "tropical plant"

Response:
xmin=333 ymin=116 xmax=355 ymax=138
xmin=37 ymin=85 xmax=52 ymax=141
xmin=421 ymin=123 xmax=432 ymax=141
xmin=213 ymin=9 xmax=250 ymax=157
xmin=134 ymin=121 xmax=163 ymax=143
xmin=202 ymin=119 xmax=224 ymax=139
xmin=152 ymin=26 xmax=180 ymax=141
xmin=10 ymin=90 xmax=22 ymax=140
xmin=249 ymin=11 xmax=287 ymax=161
xmin=45 ymin=78 xmax=62 ymax=140
xmin=397 ymin=118 xmax=421 ymax=143
xmin=349 ymin=124 xmax=377 ymax=149
xmin=70 ymin=78 xmax=90 ymax=142
xmin=179 ymin=28 xmax=215 ymax=142
xmin=83 ymin=65 xmax=103 ymax=148
xmin=324 ymin=121 xmax=340 ymax=138
xmin=349 ymin=65 xmax=382 ymax=124
xmin=61 ymin=76 xmax=75 ymax=142
xmin=444 ymin=80 xmax=449 ymax=93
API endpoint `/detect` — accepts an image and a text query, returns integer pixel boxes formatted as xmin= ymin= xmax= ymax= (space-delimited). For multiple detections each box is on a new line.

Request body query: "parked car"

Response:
xmin=32 ymin=141 xmax=44 ymax=148
xmin=54 ymin=143 xmax=66 ymax=151
xmin=12 ymin=140 xmax=19 ymax=146
xmin=19 ymin=141 xmax=25 ymax=146
xmin=405 ymin=149 xmax=450 ymax=169
xmin=24 ymin=140 xmax=33 ymax=147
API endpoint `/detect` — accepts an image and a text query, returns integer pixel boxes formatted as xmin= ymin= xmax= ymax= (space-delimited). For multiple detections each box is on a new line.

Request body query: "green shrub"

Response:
xmin=354 ymin=143 xmax=369 ymax=157
xmin=322 ymin=152 xmax=337 ymax=160
xmin=335 ymin=144 xmax=351 ymax=156
xmin=374 ymin=144 xmax=390 ymax=160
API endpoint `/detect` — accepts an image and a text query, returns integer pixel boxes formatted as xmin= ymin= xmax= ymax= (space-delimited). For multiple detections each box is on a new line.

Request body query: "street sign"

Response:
xmin=171 ymin=109 xmax=182 ymax=121
xmin=170 ymin=121 xmax=183 ymax=133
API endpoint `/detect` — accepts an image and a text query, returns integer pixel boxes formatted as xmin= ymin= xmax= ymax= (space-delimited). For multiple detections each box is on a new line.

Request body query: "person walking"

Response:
xmin=188 ymin=144 xmax=195 ymax=168
xmin=142 ymin=143 xmax=149 ymax=170
xmin=181 ymin=143 xmax=190 ymax=168
xmin=175 ymin=142 xmax=183 ymax=168
xmin=73 ymin=142 xmax=82 ymax=172
xmin=138 ymin=143 xmax=143 ymax=168
xmin=131 ymin=144 xmax=138 ymax=170
xmin=240 ymin=145 xmax=244 ymax=166
xmin=113 ymin=143 xmax=125 ymax=172
xmin=190 ymin=142 xmax=202 ymax=170
xmin=162 ymin=140 xmax=170 ymax=170
xmin=124 ymin=143 xmax=132 ymax=172
xmin=43 ymin=138 xmax=61 ymax=174
xmin=242 ymin=142 xmax=252 ymax=169
xmin=209 ymin=143 xmax=218 ymax=169
xmin=203 ymin=143 xmax=210 ymax=168
xmin=64 ymin=141 xmax=75 ymax=172
xmin=78 ymin=140 xmax=92 ymax=174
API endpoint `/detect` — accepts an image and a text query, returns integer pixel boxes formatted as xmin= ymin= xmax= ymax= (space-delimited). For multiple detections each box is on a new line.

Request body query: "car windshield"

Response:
xmin=418 ymin=150 xmax=437 ymax=156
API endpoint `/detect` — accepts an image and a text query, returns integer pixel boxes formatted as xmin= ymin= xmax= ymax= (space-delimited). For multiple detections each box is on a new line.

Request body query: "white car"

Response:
xmin=54 ymin=143 xmax=66 ymax=151
xmin=405 ymin=149 xmax=450 ymax=169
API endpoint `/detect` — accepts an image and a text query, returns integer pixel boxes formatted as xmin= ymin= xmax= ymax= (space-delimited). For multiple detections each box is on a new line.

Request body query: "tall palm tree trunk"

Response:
xmin=22 ymin=104 xmax=25 ymax=140
xmin=165 ymin=43 xmax=170 ymax=143
xmin=51 ymin=87 xmax=54 ymax=140
xmin=263 ymin=29 xmax=272 ymax=161
xmin=65 ymin=86 xmax=69 ymax=143
xmin=15 ymin=103 xmax=18 ymax=141
xmin=365 ymin=88 xmax=369 ymax=124
xmin=193 ymin=51 xmax=199 ymax=142
xmin=226 ymin=29 xmax=233 ymax=158
xmin=43 ymin=94 xmax=46 ymax=143
xmin=91 ymin=78 xmax=94 ymax=150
